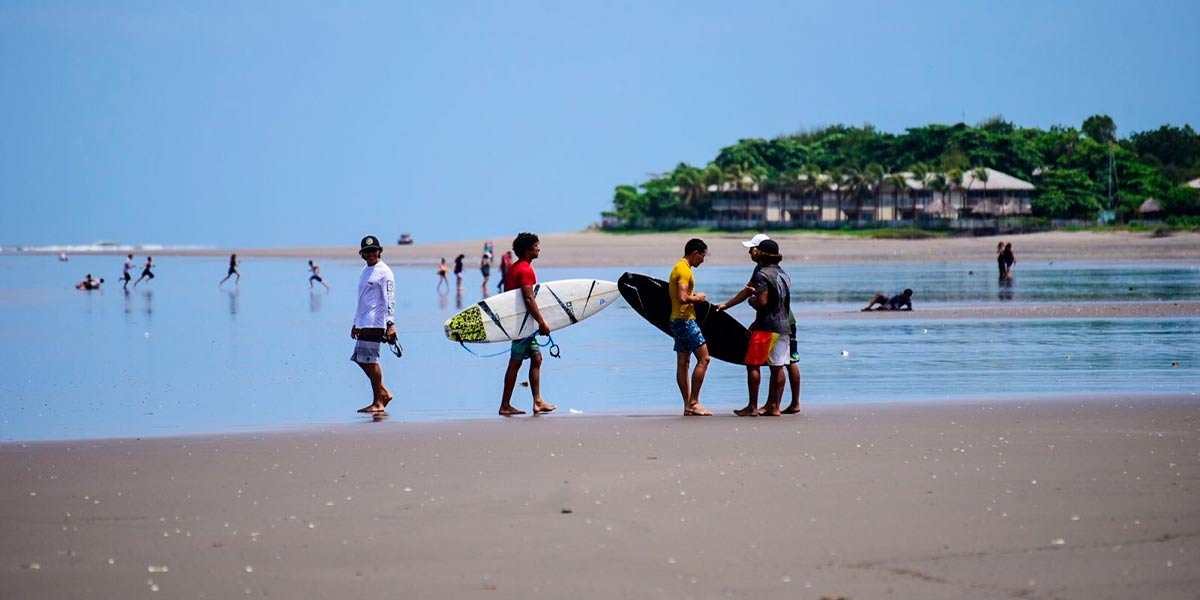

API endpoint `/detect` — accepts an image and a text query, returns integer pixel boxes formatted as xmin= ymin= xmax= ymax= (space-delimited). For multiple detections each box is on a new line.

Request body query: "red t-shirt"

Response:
xmin=505 ymin=259 xmax=536 ymax=292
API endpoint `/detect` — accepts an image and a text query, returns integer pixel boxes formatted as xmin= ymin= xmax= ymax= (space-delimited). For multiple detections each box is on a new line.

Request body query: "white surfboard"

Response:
xmin=444 ymin=279 xmax=619 ymax=343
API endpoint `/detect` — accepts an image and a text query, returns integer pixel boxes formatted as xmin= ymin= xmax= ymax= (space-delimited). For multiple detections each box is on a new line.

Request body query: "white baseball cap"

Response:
xmin=741 ymin=233 xmax=771 ymax=248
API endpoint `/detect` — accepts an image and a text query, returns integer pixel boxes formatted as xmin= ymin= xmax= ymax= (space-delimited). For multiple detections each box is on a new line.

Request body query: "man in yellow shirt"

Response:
xmin=669 ymin=239 xmax=713 ymax=416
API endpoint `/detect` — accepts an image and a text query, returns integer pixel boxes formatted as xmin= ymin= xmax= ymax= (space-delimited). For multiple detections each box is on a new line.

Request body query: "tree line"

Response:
xmin=604 ymin=116 xmax=1200 ymax=228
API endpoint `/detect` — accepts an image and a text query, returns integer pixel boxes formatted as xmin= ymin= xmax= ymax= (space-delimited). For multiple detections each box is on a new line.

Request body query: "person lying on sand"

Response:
xmin=75 ymin=274 xmax=104 ymax=290
xmin=863 ymin=289 xmax=913 ymax=311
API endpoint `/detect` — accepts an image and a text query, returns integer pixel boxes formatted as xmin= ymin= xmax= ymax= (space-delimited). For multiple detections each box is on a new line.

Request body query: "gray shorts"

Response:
xmin=350 ymin=339 xmax=381 ymax=364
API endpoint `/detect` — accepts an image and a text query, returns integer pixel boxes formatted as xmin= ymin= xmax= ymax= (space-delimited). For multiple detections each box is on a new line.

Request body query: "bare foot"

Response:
xmin=499 ymin=406 xmax=527 ymax=416
xmin=756 ymin=408 xmax=782 ymax=417
xmin=381 ymin=396 xmax=394 ymax=408
xmin=684 ymin=404 xmax=713 ymax=416
xmin=357 ymin=402 xmax=385 ymax=414
xmin=781 ymin=405 xmax=802 ymax=415
xmin=533 ymin=402 xmax=556 ymax=415
xmin=733 ymin=407 xmax=759 ymax=417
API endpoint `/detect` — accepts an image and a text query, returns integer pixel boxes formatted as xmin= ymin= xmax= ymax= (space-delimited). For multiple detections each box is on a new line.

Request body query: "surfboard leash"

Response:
xmin=457 ymin=333 xmax=561 ymax=359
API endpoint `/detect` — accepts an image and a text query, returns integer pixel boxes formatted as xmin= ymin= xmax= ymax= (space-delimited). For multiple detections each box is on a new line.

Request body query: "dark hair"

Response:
xmin=683 ymin=238 xmax=707 ymax=256
xmin=757 ymin=253 xmax=782 ymax=265
xmin=903 ymin=288 xmax=913 ymax=296
xmin=512 ymin=232 xmax=540 ymax=257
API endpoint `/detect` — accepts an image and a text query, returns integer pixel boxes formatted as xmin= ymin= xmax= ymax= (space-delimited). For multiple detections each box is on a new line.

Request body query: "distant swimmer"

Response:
xmin=133 ymin=256 xmax=155 ymax=287
xmin=351 ymin=235 xmax=397 ymax=414
xmin=308 ymin=260 xmax=330 ymax=291
xmin=59 ymin=252 xmax=69 ymax=262
xmin=218 ymin=253 xmax=240 ymax=287
xmin=667 ymin=238 xmax=713 ymax=416
xmin=122 ymin=254 xmax=134 ymax=290
xmin=863 ymin=289 xmax=913 ymax=311
xmin=498 ymin=232 xmax=555 ymax=417
xmin=436 ymin=258 xmax=450 ymax=292
xmin=75 ymin=274 xmax=104 ymax=290
xmin=453 ymin=254 xmax=465 ymax=289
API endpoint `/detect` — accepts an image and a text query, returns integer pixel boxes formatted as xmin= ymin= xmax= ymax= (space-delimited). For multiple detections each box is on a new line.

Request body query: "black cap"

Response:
xmin=360 ymin=235 xmax=382 ymax=252
xmin=757 ymin=239 xmax=780 ymax=255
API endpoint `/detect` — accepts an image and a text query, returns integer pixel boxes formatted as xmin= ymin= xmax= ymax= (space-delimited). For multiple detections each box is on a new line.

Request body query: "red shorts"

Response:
xmin=745 ymin=330 xmax=790 ymax=366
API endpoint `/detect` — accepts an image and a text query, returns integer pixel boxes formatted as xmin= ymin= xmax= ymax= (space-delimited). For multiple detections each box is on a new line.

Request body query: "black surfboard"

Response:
xmin=618 ymin=272 xmax=750 ymax=365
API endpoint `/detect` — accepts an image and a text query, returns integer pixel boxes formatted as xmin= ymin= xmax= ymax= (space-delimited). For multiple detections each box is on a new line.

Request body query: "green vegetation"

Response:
xmin=603 ymin=117 xmax=1200 ymax=229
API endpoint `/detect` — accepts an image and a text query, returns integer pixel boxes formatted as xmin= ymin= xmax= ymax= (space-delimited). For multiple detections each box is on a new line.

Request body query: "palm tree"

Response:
xmin=829 ymin=167 xmax=847 ymax=224
xmin=909 ymin=162 xmax=930 ymax=220
xmin=700 ymin=164 xmax=723 ymax=219
xmin=865 ymin=163 xmax=885 ymax=223
xmin=884 ymin=172 xmax=909 ymax=222
xmin=927 ymin=172 xmax=950 ymax=218
xmin=672 ymin=163 xmax=704 ymax=218
xmin=947 ymin=168 xmax=965 ymax=219
xmin=801 ymin=164 xmax=825 ymax=225
xmin=841 ymin=166 xmax=867 ymax=225
xmin=971 ymin=166 xmax=993 ymax=227
xmin=750 ymin=165 xmax=771 ymax=225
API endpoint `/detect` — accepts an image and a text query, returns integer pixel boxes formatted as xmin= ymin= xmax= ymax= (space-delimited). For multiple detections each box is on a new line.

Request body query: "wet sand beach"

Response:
xmin=27 ymin=230 xmax=1200 ymax=267
xmin=3 ymin=395 xmax=1198 ymax=599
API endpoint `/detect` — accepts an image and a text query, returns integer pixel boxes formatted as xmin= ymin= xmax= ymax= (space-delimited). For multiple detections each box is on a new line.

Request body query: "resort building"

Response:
xmin=708 ymin=168 xmax=1035 ymax=226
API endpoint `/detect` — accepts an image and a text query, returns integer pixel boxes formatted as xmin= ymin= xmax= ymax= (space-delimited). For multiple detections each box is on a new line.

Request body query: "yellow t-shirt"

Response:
xmin=668 ymin=258 xmax=696 ymax=320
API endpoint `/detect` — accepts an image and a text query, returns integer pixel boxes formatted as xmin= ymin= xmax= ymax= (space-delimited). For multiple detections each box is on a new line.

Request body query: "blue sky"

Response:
xmin=2 ymin=0 xmax=1198 ymax=248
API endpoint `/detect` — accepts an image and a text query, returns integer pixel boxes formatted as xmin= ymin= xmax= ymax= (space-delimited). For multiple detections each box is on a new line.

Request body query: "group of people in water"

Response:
xmin=437 ymin=243 xmax=515 ymax=295
xmin=76 ymin=253 xmax=332 ymax=292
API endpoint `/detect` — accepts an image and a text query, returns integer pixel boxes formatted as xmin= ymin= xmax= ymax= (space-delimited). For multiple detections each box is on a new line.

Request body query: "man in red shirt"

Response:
xmin=499 ymin=233 xmax=557 ymax=416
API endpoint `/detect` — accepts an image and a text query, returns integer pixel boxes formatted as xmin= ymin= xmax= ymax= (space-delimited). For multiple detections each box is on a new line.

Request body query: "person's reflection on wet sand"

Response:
xmin=142 ymin=288 xmax=153 ymax=317
xmin=456 ymin=288 xmax=464 ymax=310
xmin=438 ymin=289 xmax=449 ymax=311
xmin=999 ymin=276 xmax=1014 ymax=301
xmin=226 ymin=288 xmax=239 ymax=316
xmin=309 ymin=289 xmax=323 ymax=313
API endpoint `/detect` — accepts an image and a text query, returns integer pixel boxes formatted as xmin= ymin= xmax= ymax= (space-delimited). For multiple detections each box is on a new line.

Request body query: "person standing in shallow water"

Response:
xmin=996 ymin=242 xmax=1008 ymax=279
xmin=668 ymin=238 xmax=714 ymax=416
xmin=453 ymin=254 xmax=465 ymax=289
xmin=498 ymin=232 xmax=556 ymax=417
xmin=219 ymin=254 xmax=240 ymax=287
xmin=497 ymin=251 xmax=513 ymax=292
xmin=1002 ymin=243 xmax=1016 ymax=279
xmin=350 ymin=236 xmax=396 ymax=414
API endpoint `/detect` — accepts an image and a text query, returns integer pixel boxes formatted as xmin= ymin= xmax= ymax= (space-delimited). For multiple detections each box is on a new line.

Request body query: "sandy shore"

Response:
xmin=20 ymin=230 xmax=1200 ymax=267
xmin=3 ymin=395 xmax=1197 ymax=599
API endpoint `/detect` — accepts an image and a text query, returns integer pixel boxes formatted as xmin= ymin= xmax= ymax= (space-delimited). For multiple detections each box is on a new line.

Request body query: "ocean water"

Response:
xmin=0 ymin=254 xmax=1197 ymax=441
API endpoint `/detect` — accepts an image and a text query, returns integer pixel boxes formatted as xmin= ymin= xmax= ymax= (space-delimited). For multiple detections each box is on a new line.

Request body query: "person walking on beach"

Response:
xmin=668 ymin=239 xmax=714 ymax=416
xmin=717 ymin=234 xmax=802 ymax=415
xmin=497 ymin=250 xmax=513 ymax=292
xmin=133 ymin=256 xmax=155 ymax=287
xmin=479 ymin=252 xmax=492 ymax=293
xmin=996 ymin=242 xmax=1008 ymax=279
xmin=308 ymin=260 xmax=330 ymax=291
xmin=121 ymin=254 xmax=134 ymax=290
xmin=498 ymin=232 xmax=556 ymax=416
xmin=350 ymin=235 xmax=397 ymax=414
xmin=863 ymin=289 xmax=913 ymax=311
xmin=716 ymin=238 xmax=791 ymax=417
xmin=219 ymin=254 xmax=240 ymax=287
xmin=436 ymin=258 xmax=450 ymax=292
xmin=1002 ymin=243 xmax=1016 ymax=279
xmin=453 ymin=254 xmax=465 ymax=289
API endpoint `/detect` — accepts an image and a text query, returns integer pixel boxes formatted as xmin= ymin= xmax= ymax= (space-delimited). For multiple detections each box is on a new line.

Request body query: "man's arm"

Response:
xmin=676 ymin=282 xmax=707 ymax=305
xmin=716 ymin=284 xmax=755 ymax=311
xmin=384 ymin=272 xmax=397 ymax=340
xmin=521 ymin=285 xmax=550 ymax=335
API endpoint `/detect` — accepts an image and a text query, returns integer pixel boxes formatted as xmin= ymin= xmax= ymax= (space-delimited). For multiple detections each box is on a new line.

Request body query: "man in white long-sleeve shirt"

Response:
xmin=351 ymin=235 xmax=397 ymax=414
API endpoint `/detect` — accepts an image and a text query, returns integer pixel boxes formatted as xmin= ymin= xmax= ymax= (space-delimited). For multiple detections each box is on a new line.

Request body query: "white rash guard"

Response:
xmin=354 ymin=261 xmax=395 ymax=329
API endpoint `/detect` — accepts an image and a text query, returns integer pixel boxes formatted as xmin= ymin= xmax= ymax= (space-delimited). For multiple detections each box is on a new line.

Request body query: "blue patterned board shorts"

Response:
xmin=510 ymin=337 xmax=541 ymax=361
xmin=670 ymin=318 xmax=706 ymax=353
xmin=350 ymin=339 xmax=381 ymax=364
